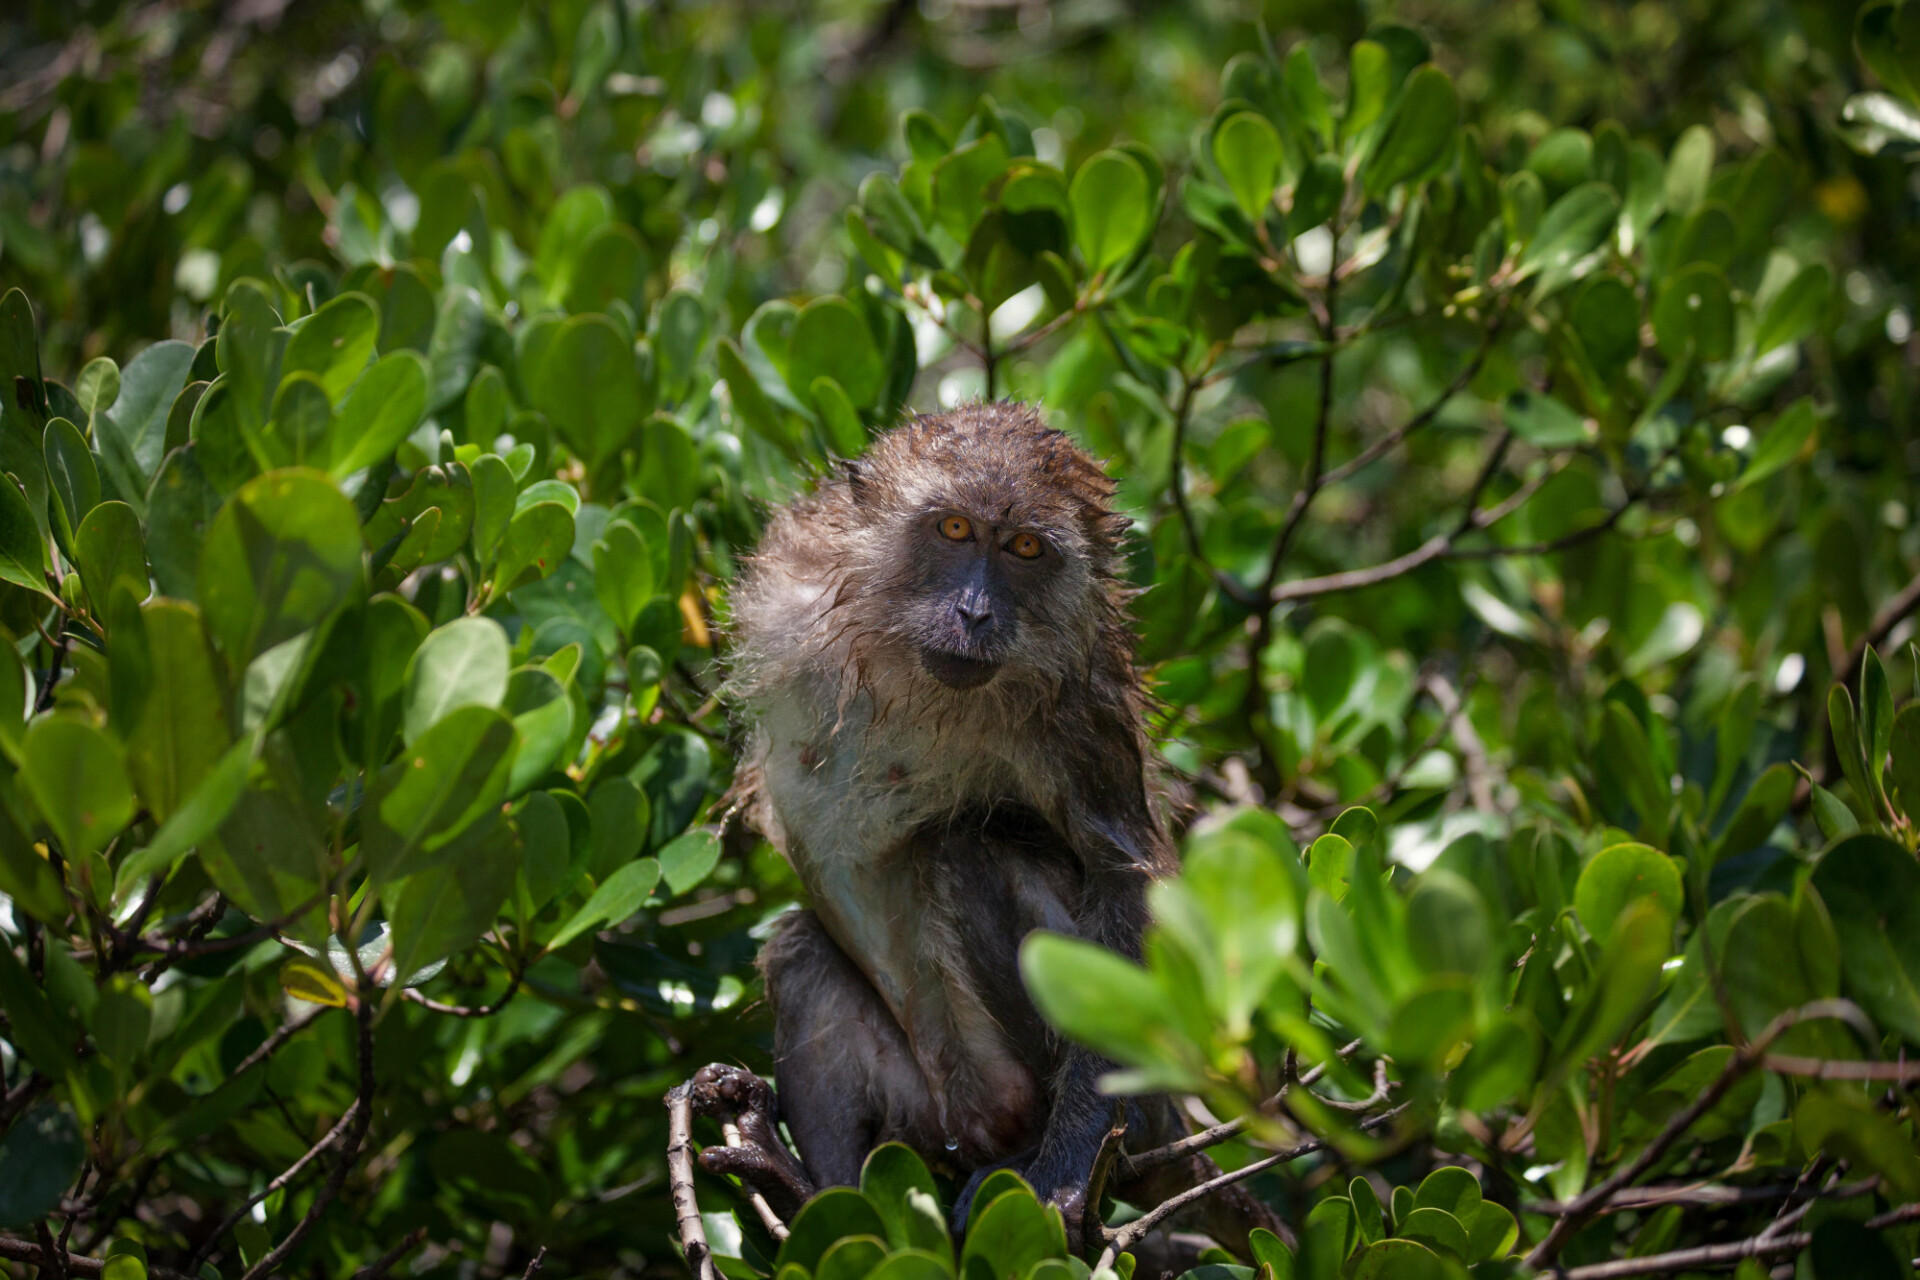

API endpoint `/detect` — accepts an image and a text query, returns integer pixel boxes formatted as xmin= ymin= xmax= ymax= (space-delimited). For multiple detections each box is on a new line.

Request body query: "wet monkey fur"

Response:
xmin=689 ymin=403 xmax=1281 ymax=1257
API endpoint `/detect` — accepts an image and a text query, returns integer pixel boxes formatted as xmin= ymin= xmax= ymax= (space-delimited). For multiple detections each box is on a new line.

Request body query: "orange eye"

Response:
xmin=939 ymin=515 xmax=973 ymax=541
xmin=1008 ymin=532 xmax=1043 ymax=560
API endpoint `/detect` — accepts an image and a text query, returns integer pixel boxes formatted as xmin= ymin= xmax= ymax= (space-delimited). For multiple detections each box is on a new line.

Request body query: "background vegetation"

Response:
xmin=0 ymin=0 xmax=1919 ymax=1277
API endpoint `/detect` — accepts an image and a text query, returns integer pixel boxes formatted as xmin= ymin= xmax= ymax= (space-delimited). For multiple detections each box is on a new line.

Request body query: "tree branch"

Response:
xmin=667 ymin=1084 xmax=722 ymax=1280
xmin=1557 ymin=1202 xmax=1920 ymax=1279
xmin=1097 ymin=1104 xmax=1408 ymax=1271
xmin=0 ymin=1235 xmax=195 ymax=1279
xmin=234 ymin=999 xmax=377 ymax=1280
xmin=1523 ymin=999 xmax=1864 ymax=1269
xmin=351 ymin=1226 xmax=428 ymax=1280
xmin=1122 ymin=1040 xmax=1366 ymax=1176
xmin=229 ymin=1007 xmax=334 ymax=1078
xmin=190 ymin=1098 xmax=365 ymax=1270
xmin=399 ymin=969 xmax=524 ymax=1018
xmin=1834 ymin=563 xmax=1920 ymax=684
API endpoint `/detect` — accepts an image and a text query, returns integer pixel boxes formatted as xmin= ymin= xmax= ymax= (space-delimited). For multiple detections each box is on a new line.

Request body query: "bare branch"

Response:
xmin=399 ymin=969 xmax=524 ymax=1018
xmin=191 ymin=1099 xmax=365 ymax=1270
xmin=1529 ymin=1177 xmax=1878 ymax=1215
xmin=1834 ymin=563 xmax=1920 ymax=684
xmin=230 ymin=1007 xmax=334 ymax=1078
xmin=667 ymin=1085 xmax=723 ymax=1280
xmin=235 ymin=1000 xmax=378 ymax=1280
xmin=522 ymin=1245 xmax=551 ymax=1278
xmin=1557 ymin=1203 xmax=1920 ymax=1279
xmin=1097 ymin=1104 xmax=1408 ymax=1272
xmin=1122 ymin=1040 xmax=1367 ymax=1176
xmin=352 ymin=1226 xmax=428 ymax=1280
xmin=0 ymin=1235 xmax=196 ymax=1279
xmin=721 ymin=1120 xmax=791 ymax=1242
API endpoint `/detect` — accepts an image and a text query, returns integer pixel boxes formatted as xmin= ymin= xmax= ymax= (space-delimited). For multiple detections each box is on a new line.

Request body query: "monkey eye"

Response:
xmin=1006 ymin=532 xmax=1044 ymax=560
xmin=938 ymin=515 xmax=974 ymax=541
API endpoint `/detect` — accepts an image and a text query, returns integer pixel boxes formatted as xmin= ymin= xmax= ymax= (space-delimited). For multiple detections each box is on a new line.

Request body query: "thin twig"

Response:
xmin=352 ymin=1226 xmax=428 ymax=1280
xmin=667 ymin=1085 xmax=722 ymax=1280
xmin=1528 ymin=1177 xmax=1877 ymax=1215
xmin=0 ymin=1235 xmax=195 ymax=1279
xmin=1556 ymin=1203 xmax=1920 ymax=1279
xmin=1096 ymin=1104 xmax=1408 ymax=1271
xmin=235 ymin=999 xmax=378 ymax=1280
xmin=230 ymin=1007 xmax=334 ymax=1078
xmin=190 ymin=1099 xmax=365 ymax=1270
xmin=399 ymin=969 xmax=524 ymax=1018
xmin=1123 ymin=1040 xmax=1366 ymax=1176
xmin=720 ymin=1120 xmax=791 ymax=1242
xmin=522 ymin=1245 xmax=550 ymax=1278
xmin=1835 ymin=563 xmax=1920 ymax=683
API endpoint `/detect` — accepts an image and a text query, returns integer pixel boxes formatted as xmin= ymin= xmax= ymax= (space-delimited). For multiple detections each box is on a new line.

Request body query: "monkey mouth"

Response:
xmin=918 ymin=647 xmax=1001 ymax=690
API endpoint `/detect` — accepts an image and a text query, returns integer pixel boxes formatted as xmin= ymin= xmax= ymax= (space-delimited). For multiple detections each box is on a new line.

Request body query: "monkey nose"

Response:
xmin=955 ymin=601 xmax=993 ymax=633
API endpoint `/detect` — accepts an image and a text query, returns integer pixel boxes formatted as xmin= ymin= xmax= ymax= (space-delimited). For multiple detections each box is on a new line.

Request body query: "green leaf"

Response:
xmin=1795 ymin=1084 xmax=1920 ymax=1198
xmin=817 ymin=1236 xmax=887 ymax=1280
xmin=1360 ymin=65 xmax=1459 ymax=195
xmin=1549 ymin=897 xmax=1671 ymax=1076
xmin=1653 ymin=263 xmax=1734 ymax=362
xmin=283 ymin=290 xmax=379 ymax=405
xmin=1395 ymin=1208 xmax=1469 ymax=1263
xmin=960 ymin=1183 xmax=1058 ymax=1280
xmin=1663 ymin=124 xmax=1714 ymax=218
xmin=468 ymin=453 xmax=516 ymax=568
xmin=19 ymin=716 xmax=135 ymax=860
xmin=787 ymin=299 xmax=883 ymax=411
xmin=0 ymin=1105 xmax=83 ymax=1228
xmin=1574 ymin=842 xmax=1682 ymax=943
xmin=929 ymin=134 xmax=1011 ymax=243
xmin=44 ymin=416 xmax=99 ymax=552
xmin=198 ymin=468 xmax=363 ymax=668
xmin=113 ymin=730 xmax=257 ymax=902
xmin=425 ymin=283 xmax=485 ymax=412
xmin=362 ymin=704 xmax=519 ymax=883
xmin=1518 ymin=183 xmax=1620 ymax=294
xmin=503 ymin=665 xmax=573 ymax=793
xmin=658 ymin=827 xmax=721 ymax=896
xmin=403 ymin=615 xmax=510 ymax=744
xmin=1892 ymin=703 xmax=1920 ymax=824
xmin=385 ymin=819 xmax=518 ymax=984
xmin=96 ymin=340 xmax=194 ymax=505
xmin=75 ymin=500 xmax=147 ymax=614
xmin=0 ymin=471 xmax=50 ymax=594
xmin=1738 ymin=398 xmax=1818 ymax=490
xmin=1213 ymin=112 xmax=1283 ymax=220
xmin=1570 ymin=276 xmax=1640 ymax=372
xmin=1809 ymin=833 xmax=1920 ymax=1045
xmin=587 ymin=776 xmax=648 ymax=878
xmin=76 ymin=356 xmax=120 ymax=422
xmin=123 ymin=599 xmax=230 ymax=821
xmin=1753 ymin=262 xmax=1830 ymax=354
xmin=538 ymin=185 xmax=615 ymax=304
xmin=860 ymin=1144 xmax=941 ymax=1250
xmin=547 ymin=854 xmax=660 ymax=950
xmin=1504 ymin=390 xmax=1592 ymax=448
xmin=1070 ymin=150 xmax=1152 ymax=273
xmin=1349 ymin=1177 xmax=1385 ymax=1244
xmin=1019 ymin=931 xmax=1202 ymax=1091
xmin=328 ymin=350 xmax=429 ymax=477
xmin=778 ymin=1189 xmax=890 ymax=1273
xmin=533 ymin=314 xmax=646 ymax=465
xmin=1463 ymin=1202 xmax=1517 ymax=1263
xmin=492 ymin=500 xmax=575 ymax=595
xmin=592 ymin=521 xmax=654 ymax=634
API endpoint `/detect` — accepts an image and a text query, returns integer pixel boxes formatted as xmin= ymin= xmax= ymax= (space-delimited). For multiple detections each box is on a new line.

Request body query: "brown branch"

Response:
xmin=191 ymin=1098 xmax=365 ymax=1270
xmin=352 ymin=1226 xmax=428 ymax=1280
xmin=1428 ymin=672 xmax=1495 ymax=813
xmin=230 ymin=1007 xmax=334 ymax=1078
xmin=667 ymin=1085 xmax=722 ymax=1280
xmin=235 ymin=999 xmax=377 ymax=1280
xmin=1165 ymin=366 xmax=1261 ymax=611
xmin=720 ymin=1120 xmax=791 ymax=1242
xmin=1529 ymin=1177 xmax=1878 ymax=1215
xmin=1834 ymin=564 xmax=1920 ymax=684
xmin=1761 ymin=1053 xmax=1920 ymax=1081
xmin=1557 ymin=1203 xmax=1920 ymax=1279
xmin=522 ymin=1245 xmax=550 ymax=1278
xmin=35 ymin=1219 xmax=66 ymax=1280
xmin=0 ymin=1235 xmax=196 ymax=1279
xmin=399 ymin=969 xmax=523 ymax=1018
xmin=1523 ymin=999 xmax=1863 ymax=1269
xmin=1122 ymin=1040 xmax=1367 ymax=1176
xmin=1096 ymin=1104 xmax=1408 ymax=1271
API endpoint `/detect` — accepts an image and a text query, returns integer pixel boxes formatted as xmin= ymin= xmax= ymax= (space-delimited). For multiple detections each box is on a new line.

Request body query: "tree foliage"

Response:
xmin=0 ymin=1 xmax=1917 ymax=1278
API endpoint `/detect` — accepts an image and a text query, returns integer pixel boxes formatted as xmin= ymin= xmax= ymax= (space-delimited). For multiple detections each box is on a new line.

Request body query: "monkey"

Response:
xmin=689 ymin=402 xmax=1280 ymax=1259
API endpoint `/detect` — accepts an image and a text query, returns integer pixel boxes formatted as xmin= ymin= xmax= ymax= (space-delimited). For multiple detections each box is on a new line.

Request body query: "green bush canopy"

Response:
xmin=1 ymin=0 xmax=1920 ymax=1277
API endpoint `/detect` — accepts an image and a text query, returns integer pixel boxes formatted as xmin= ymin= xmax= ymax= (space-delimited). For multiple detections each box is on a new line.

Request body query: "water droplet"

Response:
xmin=945 ymin=1137 xmax=960 ymax=1152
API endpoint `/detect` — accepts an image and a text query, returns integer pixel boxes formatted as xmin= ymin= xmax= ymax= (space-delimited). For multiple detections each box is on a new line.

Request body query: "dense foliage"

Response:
xmin=1 ymin=0 xmax=1920 ymax=1277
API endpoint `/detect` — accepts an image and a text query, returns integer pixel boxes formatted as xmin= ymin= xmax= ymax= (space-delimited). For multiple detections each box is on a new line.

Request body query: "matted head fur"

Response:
xmin=728 ymin=402 xmax=1138 ymax=727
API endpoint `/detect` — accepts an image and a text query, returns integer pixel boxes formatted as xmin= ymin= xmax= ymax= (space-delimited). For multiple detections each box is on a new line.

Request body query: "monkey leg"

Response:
xmin=760 ymin=909 xmax=941 ymax=1190
xmin=689 ymin=1064 xmax=817 ymax=1219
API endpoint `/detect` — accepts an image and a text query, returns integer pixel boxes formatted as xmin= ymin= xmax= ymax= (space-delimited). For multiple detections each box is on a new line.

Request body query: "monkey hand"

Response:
xmin=688 ymin=1064 xmax=817 ymax=1218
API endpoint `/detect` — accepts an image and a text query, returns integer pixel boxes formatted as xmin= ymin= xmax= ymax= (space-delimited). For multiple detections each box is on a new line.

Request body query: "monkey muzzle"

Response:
xmin=918 ymin=646 xmax=1002 ymax=690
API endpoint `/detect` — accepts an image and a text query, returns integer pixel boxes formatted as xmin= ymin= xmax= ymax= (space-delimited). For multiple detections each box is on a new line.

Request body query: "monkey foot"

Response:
xmin=688 ymin=1064 xmax=817 ymax=1218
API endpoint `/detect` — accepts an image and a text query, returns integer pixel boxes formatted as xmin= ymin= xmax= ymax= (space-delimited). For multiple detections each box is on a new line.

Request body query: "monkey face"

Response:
xmin=900 ymin=505 xmax=1076 ymax=691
